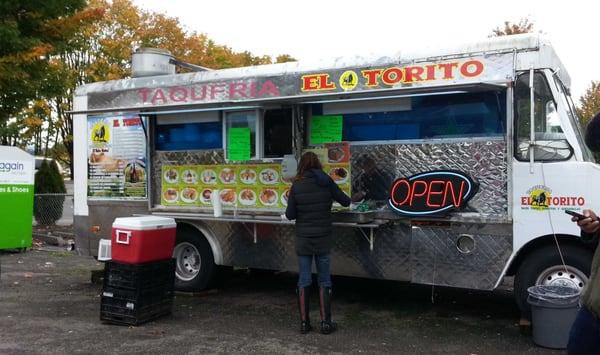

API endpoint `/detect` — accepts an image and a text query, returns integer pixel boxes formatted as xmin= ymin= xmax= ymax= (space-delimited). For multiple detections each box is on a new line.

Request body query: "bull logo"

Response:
xmin=91 ymin=122 xmax=110 ymax=144
xmin=528 ymin=186 xmax=551 ymax=210
xmin=339 ymin=70 xmax=358 ymax=91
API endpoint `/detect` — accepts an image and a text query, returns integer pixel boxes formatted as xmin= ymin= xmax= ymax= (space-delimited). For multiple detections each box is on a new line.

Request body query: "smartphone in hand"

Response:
xmin=565 ymin=210 xmax=586 ymax=221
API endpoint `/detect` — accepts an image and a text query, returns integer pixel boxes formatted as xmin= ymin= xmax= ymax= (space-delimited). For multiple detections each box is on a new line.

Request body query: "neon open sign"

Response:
xmin=388 ymin=170 xmax=479 ymax=217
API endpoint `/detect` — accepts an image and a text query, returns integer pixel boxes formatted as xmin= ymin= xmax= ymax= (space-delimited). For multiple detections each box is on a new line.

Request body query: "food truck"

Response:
xmin=71 ymin=35 xmax=599 ymax=313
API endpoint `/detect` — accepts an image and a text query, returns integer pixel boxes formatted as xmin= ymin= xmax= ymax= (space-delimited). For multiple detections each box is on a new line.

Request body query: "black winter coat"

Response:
xmin=285 ymin=169 xmax=351 ymax=255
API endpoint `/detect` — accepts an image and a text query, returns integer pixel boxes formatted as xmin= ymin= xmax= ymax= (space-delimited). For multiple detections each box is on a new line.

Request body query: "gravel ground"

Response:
xmin=0 ymin=246 xmax=563 ymax=354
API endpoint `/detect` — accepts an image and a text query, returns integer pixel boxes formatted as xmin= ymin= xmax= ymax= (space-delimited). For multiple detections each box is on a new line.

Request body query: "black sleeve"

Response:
xmin=330 ymin=179 xmax=351 ymax=207
xmin=285 ymin=185 xmax=297 ymax=220
xmin=581 ymin=231 xmax=600 ymax=246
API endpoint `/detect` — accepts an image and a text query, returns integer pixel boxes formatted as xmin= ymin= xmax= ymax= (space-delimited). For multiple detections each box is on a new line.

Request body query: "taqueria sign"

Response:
xmin=86 ymin=55 xmax=514 ymax=111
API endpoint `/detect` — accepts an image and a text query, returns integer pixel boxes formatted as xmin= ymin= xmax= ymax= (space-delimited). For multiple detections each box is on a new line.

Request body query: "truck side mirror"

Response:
xmin=585 ymin=111 xmax=600 ymax=152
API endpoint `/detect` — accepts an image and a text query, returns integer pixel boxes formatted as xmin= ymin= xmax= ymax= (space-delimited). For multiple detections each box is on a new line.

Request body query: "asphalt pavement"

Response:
xmin=0 ymin=246 xmax=562 ymax=354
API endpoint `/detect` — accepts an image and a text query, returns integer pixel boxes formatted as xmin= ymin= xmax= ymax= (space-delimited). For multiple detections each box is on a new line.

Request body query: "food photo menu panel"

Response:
xmin=161 ymin=164 xmax=293 ymax=210
xmin=161 ymin=143 xmax=351 ymax=211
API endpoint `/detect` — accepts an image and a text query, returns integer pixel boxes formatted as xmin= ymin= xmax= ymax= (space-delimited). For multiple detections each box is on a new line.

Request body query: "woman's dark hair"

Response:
xmin=295 ymin=152 xmax=322 ymax=180
xmin=585 ymin=111 xmax=600 ymax=152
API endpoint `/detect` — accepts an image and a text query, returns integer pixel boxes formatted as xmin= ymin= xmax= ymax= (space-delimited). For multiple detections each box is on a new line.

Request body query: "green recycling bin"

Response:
xmin=0 ymin=147 xmax=34 ymax=250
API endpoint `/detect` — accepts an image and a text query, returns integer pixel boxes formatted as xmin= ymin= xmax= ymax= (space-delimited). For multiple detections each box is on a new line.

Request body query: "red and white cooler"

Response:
xmin=111 ymin=216 xmax=177 ymax=264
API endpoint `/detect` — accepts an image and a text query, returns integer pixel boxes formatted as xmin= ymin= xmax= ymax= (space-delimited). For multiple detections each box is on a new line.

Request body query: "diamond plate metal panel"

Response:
xmin=410 ymin=223 xmax=512 ymax=290
xmin=350 ymin=140 xmax=507 ymax=216
xmin=184 ymin=219 xmax=412 ymax=280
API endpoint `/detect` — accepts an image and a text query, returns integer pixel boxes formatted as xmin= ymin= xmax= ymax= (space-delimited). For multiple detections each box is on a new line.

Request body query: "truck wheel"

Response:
xmin=173 ymin=227 xmax=216 ymax=291
xmin=514 ymin=244 xmax=591 ymax=317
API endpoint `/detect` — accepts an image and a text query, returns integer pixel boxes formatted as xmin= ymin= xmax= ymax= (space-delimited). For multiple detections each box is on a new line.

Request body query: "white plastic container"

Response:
xmin=211 ymin=189 xmax=222 ymax=217
xmin=97 ymin=239 xmax=112 ymax=261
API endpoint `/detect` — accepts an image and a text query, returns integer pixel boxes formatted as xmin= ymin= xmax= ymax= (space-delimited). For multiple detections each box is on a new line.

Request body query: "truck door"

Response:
xmin=512 ymin=70 xmax=588 ymax=250
xmin=511 ymin=69 xmax=598 ymax=313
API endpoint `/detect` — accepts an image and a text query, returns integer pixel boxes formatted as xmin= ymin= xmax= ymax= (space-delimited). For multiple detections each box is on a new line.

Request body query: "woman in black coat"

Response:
xmin=285 ymin=152 xmax=351 ymax=334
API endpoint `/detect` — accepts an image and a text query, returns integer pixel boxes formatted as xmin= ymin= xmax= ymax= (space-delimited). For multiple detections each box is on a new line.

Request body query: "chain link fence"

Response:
xmin=32 ymin=193 xmax=74 ymax=241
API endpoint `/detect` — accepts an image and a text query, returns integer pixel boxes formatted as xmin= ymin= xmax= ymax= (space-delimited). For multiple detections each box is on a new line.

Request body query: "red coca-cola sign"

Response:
xmin=388 ymin=170 xmax=479 ymax=217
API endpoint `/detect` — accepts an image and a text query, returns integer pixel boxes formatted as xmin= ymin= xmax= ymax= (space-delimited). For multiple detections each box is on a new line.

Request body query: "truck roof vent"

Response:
xmin=131 ymin=48 xmax=213 ymax=78
xmin=131 ymin=48 xmax=176 ymax=78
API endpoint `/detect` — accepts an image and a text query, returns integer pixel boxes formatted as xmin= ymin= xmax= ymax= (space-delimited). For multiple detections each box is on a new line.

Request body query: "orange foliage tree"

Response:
xmin=32 ymin=0 xmax=296 ymax=176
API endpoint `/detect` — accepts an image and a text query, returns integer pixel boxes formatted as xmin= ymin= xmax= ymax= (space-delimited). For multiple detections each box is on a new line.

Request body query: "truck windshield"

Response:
xmin=553 ymin=74 xmax=594 ymax=162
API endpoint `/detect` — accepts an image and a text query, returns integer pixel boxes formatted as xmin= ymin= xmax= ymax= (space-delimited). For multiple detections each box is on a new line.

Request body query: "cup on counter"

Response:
xmin=211 ymin=189 xmax=222 ymax=217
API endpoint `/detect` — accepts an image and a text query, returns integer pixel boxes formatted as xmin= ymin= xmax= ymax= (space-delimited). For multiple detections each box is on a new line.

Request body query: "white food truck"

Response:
xmin=72 ymin=35 xmax=598 ymax=314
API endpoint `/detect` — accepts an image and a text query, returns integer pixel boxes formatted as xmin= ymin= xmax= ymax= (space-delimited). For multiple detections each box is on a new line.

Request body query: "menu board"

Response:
xmin=161 ymin=164 xmax=293 ymax=210
xmin=310 ymin=115 xmax=343 ymax=144
xmin=87 ymin=114 xmax=147 ymax=199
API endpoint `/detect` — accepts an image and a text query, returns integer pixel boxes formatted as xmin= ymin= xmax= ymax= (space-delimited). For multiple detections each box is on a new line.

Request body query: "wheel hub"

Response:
xmin=173 ymin=242 xmax=202 ymax=281
xmin=536 ymin=265 xmax=588 ymax=291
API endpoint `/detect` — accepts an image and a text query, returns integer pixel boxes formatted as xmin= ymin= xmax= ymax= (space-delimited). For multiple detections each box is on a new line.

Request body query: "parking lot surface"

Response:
xmin=0 ymin=246 xmax=561 ymax=354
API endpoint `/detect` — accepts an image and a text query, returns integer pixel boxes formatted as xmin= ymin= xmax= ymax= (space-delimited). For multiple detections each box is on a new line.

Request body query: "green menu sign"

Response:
xmin=228 ymin=127 xmax=251 ymax=161
xmin=310 ymin=115 xmax=343 ymax=144
xmin=0 ymin=147 xmax=34 ymax=250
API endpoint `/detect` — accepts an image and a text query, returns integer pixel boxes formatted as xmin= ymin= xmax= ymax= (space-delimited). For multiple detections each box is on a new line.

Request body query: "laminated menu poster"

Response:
xmin=161 ymin=164 xmax=285 ymax=209
xmin=161 ymin=159 xmax=350 ymax=210
xmin=88 ymin=114 xmax=147 ymax=199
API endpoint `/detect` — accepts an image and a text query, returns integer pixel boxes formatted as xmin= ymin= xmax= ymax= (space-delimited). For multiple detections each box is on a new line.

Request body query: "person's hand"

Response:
xmin=352 ymin=191 xmax=366 ymax=202
xmin=576 ymin=209 xmax=600 ymax=234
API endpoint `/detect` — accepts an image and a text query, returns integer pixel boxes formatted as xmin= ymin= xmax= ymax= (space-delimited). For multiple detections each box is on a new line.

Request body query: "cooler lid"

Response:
xmin=112 ymin=216 xmax=176 ymax=230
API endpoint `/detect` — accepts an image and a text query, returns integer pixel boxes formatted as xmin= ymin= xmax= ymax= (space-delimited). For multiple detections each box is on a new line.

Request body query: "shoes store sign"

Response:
xmin=0 ymin=146 xmax=34 ymax=249
xmin=388 ymin=170 xmax=479 ymax=217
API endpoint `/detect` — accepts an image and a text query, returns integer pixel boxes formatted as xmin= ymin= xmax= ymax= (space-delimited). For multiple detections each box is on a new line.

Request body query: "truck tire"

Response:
xmin=173 ymin=226 xmax=216 ymax=291
xmin=514 ymin=244 xmax=592 ymax=317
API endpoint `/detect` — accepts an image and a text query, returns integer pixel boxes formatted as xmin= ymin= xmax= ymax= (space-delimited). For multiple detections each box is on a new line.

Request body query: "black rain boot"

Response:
xmin=297 ymin=287 xmax=312 ymax=334
xmin=319 ymin=287 xmax=337 ymax=334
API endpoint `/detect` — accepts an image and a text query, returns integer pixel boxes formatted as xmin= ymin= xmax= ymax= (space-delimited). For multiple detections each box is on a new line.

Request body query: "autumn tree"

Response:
xmin=276 ymin=54 xmax=297 ymax=64
xmin=490 ymin=18 xmax=534 ymax=37
xmin=577 ymin=81 xmax=600 ymax=126
xmin=0 ymin=0 xmax=86 ymax=145
xmin=43 ymin=0 xmax=295 ymax=177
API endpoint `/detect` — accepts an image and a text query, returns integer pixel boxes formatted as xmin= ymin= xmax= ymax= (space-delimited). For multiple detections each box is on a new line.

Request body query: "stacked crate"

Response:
xmin=100 ymin=216 xmax=177 ymax=326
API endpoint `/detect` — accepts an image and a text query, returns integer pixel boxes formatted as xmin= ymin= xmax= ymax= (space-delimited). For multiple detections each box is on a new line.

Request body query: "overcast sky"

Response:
xmin=132 ymin=0 xmax=599 ymax=101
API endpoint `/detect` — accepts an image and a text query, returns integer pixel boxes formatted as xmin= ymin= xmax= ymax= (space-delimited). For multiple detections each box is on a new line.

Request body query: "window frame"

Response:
xmin=223 ymin=107 xmax=295 ymax=161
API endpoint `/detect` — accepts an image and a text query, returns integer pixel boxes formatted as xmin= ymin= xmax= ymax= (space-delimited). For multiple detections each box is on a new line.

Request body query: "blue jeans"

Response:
xmin=297 ymin=254 xmax=332 ymax=288
xmin=567 ymin=306 xmax=600 ymax=355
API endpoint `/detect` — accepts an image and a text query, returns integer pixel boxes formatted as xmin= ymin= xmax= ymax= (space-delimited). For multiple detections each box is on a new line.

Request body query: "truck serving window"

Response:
xmin=514 ymin=72 xmax=572 ymax=161
xmin=263 ymin=108 xmax=293 ymax=158
xmin=314 ymin=91 xmax=505 ymax=143
xmin=155 ymin=113 xmax=222 ymax=151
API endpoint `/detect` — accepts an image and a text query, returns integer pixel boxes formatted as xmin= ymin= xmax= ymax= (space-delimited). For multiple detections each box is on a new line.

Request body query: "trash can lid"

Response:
xmin=527 ymin=285 xmax=580 ymax=301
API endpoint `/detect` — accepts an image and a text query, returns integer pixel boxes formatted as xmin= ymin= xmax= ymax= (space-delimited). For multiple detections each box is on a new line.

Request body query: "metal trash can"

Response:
xmin=527 ymin=285 xmax=580 ymax=349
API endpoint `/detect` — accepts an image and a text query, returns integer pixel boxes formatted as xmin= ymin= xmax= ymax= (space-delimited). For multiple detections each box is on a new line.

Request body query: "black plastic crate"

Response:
xmin=100 ymin=299 xmax=172 ymax=326
xmin=103 ymin=258 xmax=175 ymax=291
xmin=100 ymin=285 xmax=174 ymax=326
